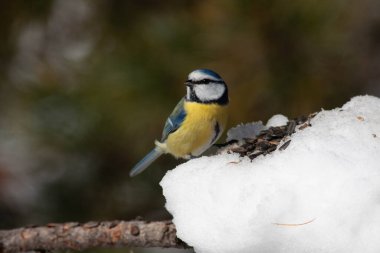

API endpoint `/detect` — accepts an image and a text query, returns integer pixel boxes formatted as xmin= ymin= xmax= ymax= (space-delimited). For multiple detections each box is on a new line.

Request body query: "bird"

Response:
xmin=129 ymin=69 xmax=229 ymax=177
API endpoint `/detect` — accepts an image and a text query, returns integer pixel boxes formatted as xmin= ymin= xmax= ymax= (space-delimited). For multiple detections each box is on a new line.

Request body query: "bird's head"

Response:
xmin=185 ymin=69 xmax=228 ymax=105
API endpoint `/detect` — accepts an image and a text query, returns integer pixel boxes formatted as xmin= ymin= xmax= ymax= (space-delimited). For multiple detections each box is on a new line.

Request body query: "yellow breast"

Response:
xmin=163 ymin=102 xmax=228 ymax=158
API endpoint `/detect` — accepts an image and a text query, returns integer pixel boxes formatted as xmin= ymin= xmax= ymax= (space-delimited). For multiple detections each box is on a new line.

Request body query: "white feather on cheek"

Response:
xmin=186 ymin=86 xmax=191 ymax=100
xmin=194 ymin=84 xmax=225 ymax=101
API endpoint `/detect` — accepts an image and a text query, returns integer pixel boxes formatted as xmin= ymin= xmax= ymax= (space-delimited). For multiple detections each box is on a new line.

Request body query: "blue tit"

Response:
xmin=129 ymin=69 xmax=229 ymax=177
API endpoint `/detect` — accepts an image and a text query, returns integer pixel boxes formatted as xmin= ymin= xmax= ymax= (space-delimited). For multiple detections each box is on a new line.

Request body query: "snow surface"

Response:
xmin=226 ymin=121 xmax=265 ymax=142
xmin=160 ymin=95 xmax=380 ymax=253
xmin=226 ymin=115 xmax=289 ymax=143
xmin=266 ymin=114 xmax=289 ymax=127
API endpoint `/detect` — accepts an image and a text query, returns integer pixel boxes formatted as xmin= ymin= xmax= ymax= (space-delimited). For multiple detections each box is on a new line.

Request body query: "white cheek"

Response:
xmin=194 ymin=84 xmax=225 ymax=101
xmin=186 ymin=87 xmax=191 ymax=100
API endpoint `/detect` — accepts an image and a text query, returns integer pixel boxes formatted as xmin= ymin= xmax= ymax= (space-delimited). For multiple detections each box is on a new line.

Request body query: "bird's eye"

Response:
xmin=202 ymin=79 xmax=210 ymax=84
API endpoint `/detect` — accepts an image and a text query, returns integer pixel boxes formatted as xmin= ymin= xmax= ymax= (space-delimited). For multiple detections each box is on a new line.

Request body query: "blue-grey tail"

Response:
xmin=129 ymin=147 xmax=163 ymax=177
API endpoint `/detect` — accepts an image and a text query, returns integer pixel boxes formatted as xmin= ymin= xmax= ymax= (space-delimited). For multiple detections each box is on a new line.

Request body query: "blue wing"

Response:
xmin=161 ymin=97 xmax=187 ymax=142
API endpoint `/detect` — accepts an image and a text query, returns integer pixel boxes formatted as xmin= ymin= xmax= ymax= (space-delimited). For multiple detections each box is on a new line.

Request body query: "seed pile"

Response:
xmin=227 ymin=113 xmax=316 ymax=160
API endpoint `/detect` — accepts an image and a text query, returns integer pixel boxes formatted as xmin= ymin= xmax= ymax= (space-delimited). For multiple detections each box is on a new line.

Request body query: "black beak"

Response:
xmin=185 ymin=80 xmax=193 ymax=87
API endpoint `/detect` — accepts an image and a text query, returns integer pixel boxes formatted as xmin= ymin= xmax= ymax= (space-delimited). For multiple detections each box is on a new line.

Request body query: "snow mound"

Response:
xmin=160 ymin=95 xmax=380 ymax=253
xmin=266 ymin=114 xmax=289 ymax=127
xmin=226 ymin=121 xmax=265 ymax=142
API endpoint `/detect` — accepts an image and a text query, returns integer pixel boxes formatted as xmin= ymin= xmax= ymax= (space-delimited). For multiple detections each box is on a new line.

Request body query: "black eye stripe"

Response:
xmin=189 ymin=79 xmax=224 ymax=85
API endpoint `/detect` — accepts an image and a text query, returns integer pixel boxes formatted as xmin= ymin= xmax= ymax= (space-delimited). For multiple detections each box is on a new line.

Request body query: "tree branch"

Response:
xmin=0 ymin=220 xmax=190 ymax=253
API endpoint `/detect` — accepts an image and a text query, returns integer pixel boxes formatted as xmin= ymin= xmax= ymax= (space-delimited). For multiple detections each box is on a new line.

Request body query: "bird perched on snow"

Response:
xmin=129 ymin=69 xmax=229 ymax=177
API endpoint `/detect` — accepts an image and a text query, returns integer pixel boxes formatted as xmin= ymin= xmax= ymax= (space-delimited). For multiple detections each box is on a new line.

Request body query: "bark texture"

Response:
xmin=0 ymin=220 xmax=189 ymax=253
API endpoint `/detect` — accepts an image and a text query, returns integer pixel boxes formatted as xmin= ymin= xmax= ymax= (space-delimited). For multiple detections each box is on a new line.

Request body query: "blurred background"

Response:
xmin=0 ymin=0 xmax=379 ymax=252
